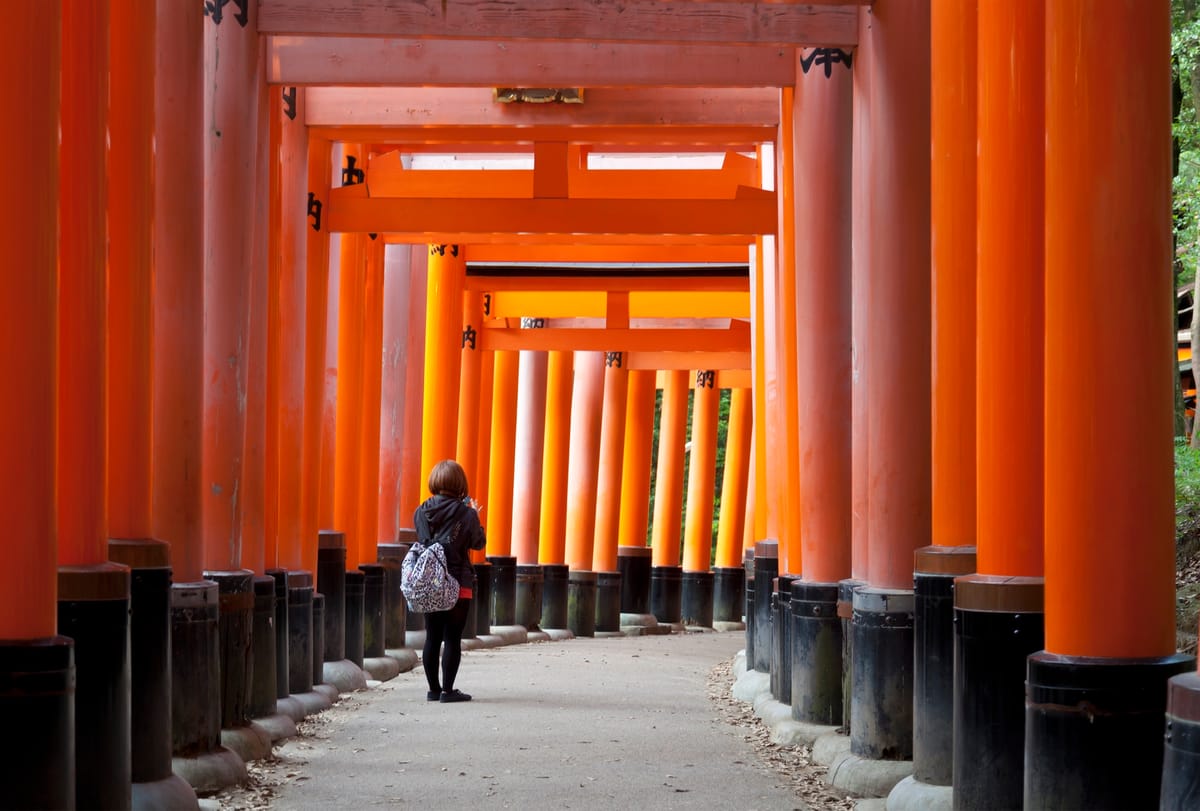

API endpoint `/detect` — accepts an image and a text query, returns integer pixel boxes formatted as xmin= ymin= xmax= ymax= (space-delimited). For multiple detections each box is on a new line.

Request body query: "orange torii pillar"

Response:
xmin=270 ymin=82 xmax=310 ymax=719
xmin=947 ymin=3 xmax=1044 ymax=808
xmin=0 ymin=5 xmax=71 ymax=808
xmin=594 ymin=353 xmax=630 ymax=623
xmin=539 ymin=349 xmax=574 ymax=630
xmin=295 ymin=135 xmax=332 ymax=704
xmin=908 ymin=0 xmax=978 ymax=795
xmin=378 ymin=244 xmax=415 ymax=647
xmin=456 ymin=288 xmax=487 ymax=638
xmin=57 ymin=2 xmax=134 ymax=805
xmin=108 ymin=0 xmax=199 ymax=804
xmin=650 ymin=369 xmax=689 ymax=627
xmin=398 ymin=246 xmax=430 ymax=531
xmin=355 ymin=237 xmax=386 ymax=661
xmin=1035 ymin=3 xmax=1192 ymax=808
xmin=844 ymin=0 xmax=930 ymax=771
xmin=713 ymin=386 xmax=751 ymax=624
xmin=789 ymin=43 xmax=853 ymax=730
xmin=201 ymin=1 xmax=268 ymax=758
xmin=510 ymin=319 xmax=549 ymax=632
xmin=468 ymin=310 xmax=496 ymax=637
xmin=681 ymin=372 xmax=720 ymax=628
xmin=486 ymin=348 xmax=519 ymax=626
xmin=564 ymin=352 xmax=609 ymax=631
xmin=615 ymin=368 xmax=656 ymax=622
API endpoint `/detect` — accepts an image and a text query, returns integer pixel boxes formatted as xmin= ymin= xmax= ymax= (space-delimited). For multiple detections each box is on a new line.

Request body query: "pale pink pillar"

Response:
xmin=538 ymin=350 xmax=574 ymax=565
xmin=511 ymin=323 xmax=549 ymax=565
xmin=376 ymin=246 xmax=410 ymax=540
xmin=398 ymin=246 xmax=428 ymax=525
xmin=592 ymin=352 xmax=629 ymax=573
xmin=564 ymin=352 xmax=607 ymax=571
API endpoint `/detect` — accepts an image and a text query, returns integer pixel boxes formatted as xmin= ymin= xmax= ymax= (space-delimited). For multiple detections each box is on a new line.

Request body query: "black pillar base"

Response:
xmin=265 ymin=568 xmax=290 ymax=700
xmin=171 ymin=581 xmax=221 ymax=757
xmin=850 ymin=587 xmax=914 ymax=760
xmin=681 ymin=570 xmax=714 ymax=628
xmin=712 ymin=566 xmax=744 ymax=624
xmin=249 ymin=575 xmax=278 ymax=719
xmin=204 ymin=569 xmax=254 ymax=730
xmin=752 ymin=541 xmax=779 ymax=673
xmin=473 ymin=562 xmax=492 ymax=637
xmin=311 ymin=593 xmax=326 ymax=686
xmin=516 ymin=564 xmax=544 ymax=631
xmin=912 ymin=545 xmax=975 ymax=787
xmin=837 ymin=579 xmax=864 ymax=731
xmin=359 ymin=563 xmax=386 ymax=658
xmin=286 ymin=572 xmax=313 ymax=695
xmin=790 ymin=580 xmax=842 ymax=725
xmin=1163 ymin=671 xmax=1200 ymax=807
xmin=617 ymin=546 xmax=652 ymax=614
xmin=540 ymin=564 xmax=569 ymax=630
xmin=772 ymin=574 xmax=798 ymax=704
xmin=595 ymin=570 xmax=621 ymax=632
xmin=0 ymin=636 xmax=75 ymax=810
xmin=395 ymin=531 xmax=424 ymax=632
xmin=953 ymin=575 xmax=1043 ymax=810
xmin=109 ymin=539 xmax=174 ymax=785
xmin=744 ymin=549 xmax=756 ymax=666
xmin=650 ymin=565 xmax=682 ymax=624
xmin=316 ymin=533 xmax=346 ymax=662
xmin=58 ymin=563 xmax=131 ymax=811
xmin=376 ymin=544 xmax=407 ymax=648
xmin=344 ymin=570 xmax=364 ymax=668
xmin=568 ymin=570 xmax=597 ymax=637
xmin=1025 ymin=650 xmax=1193 ymax=810
xmin=488 ymin=555 xmax=517 ymax=626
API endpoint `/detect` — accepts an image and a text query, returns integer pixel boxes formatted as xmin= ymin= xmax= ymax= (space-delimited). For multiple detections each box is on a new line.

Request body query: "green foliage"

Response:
xmin=1174 ymin=0 xmax=1200 ymax=285
xmin=1177 ymin=438 xmax=1200 ymax=531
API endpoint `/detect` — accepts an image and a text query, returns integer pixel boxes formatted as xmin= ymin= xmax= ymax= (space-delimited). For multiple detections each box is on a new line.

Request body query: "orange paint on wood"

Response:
xmin=776 ymin=87 xmax=802 ymax=577
xmin=486 ymin=350 xmax=520 ymax=556
xmin=715 ymin=387 xmax=752 ymax=569
xmin=563 ymin=353 xmax=606 ymax=571
xmin=751 ymin=237 xmax=769 ymax=543
xmin=58 ymin=0 xmax=110 ymax=567
xmin=617 ymin=369 xmax=657 ymax=550
xmin=539 ymin=350 xmax=574 ymax=564
xmin=419 ymin=244 xmax=466 ymax=501
xmin=592 ymin=355 xmax=629 ymax=573
xmin=0 ymin=0 xmax=60 ymax=637
xmin=456 ymin=291 xmax=485 ymax=512
xmin=511 ymin=344 xmax=548 ymax=565
xmin=463 ymin=243 xmax=750 ymax=264
xmin=470 ymin=348 xmax=494 ymax=565
xmin=334 ymin=220 xmax=367 ymax=567
xmin=683 ymin=373 xmax=719 ymax=572
xmin=398 ymin=246 xmax=429 ymax=524
xmin=652 ymin=370 xmax=690 ymax=567
xmin=377 ymin=245 xmax=411 ymax=542
xmin=356 ymin=239 xmax=385 ymax=561
xmin=310 ymin=124 xmax=774 ymax=151
xmin=107 ymin=0 xmax=155 ymax=540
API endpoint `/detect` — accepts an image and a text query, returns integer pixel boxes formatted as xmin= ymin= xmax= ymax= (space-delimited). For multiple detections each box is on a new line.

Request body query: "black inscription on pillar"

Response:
xmin=307 ymin=192 xmax=322 ymax=232
xmin=368 ymin=233 xmax=378 ymax=240
xmin=429 ymin=244 xmax=461 ymax=258
xmin=605 ymin=352 xmax=623 ymax=369
xmin=282 ymin=87 xmax=297 ymax=121
xmin=696 ymin=370 xmax=716 ymax=388
xmin=520 ymin=317 xmax=545 ymax=329
xmin=342 ymin=155 xmax=364 ymax=186
xmin=799 ymin=48 xmax=853 ymax=78
xmin=482 ymin=294 xmax=492 ymax=316
xmin=462 ymin=325 xmax=478 ymax=350
xmin=203 ymin=0 xmax=249 ymax=27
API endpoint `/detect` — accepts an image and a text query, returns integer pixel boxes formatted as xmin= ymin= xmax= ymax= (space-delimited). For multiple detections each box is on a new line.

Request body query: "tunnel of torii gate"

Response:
xmin=2 ymin=0 xmax=1199 ymax=809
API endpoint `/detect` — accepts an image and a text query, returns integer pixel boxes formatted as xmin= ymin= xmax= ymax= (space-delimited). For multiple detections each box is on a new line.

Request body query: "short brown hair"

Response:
xmin=427 ymin=459 xmax=469 ymax=499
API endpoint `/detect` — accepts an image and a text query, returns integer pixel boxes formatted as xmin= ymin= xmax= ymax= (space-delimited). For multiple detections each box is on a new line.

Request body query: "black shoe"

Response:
xmin=440 ymin=689 xmax=472 ymax=703
xmin=427 ymin=690 xmax=442 ymax=701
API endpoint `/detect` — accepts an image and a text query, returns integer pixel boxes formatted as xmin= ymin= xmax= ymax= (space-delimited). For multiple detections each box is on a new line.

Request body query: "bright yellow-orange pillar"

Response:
xmin=457 ymin=288 xmax=487 ymax=563
xmin=564 ymin=352 xmax=606 ymax=571
xmin=593 ymin=353 xmax=629 ymax=574
xmin=715 ymin=388 xmax=751 ymax=570
xmin=472 ymin=344 xmax=495 ymax=563
xmin=1029 ymin=4 xmax=1191 ymax=806
xmin=511 ymin=322 xmax=549 ymax=565
xmin=538 ymin=350 xmax=573 ymax=565
xmin=775 ymin=88 xmax=802 ymax=578
xmin=751 ymin=236 xmax=776 ymax=544
xmin=419 ymin=244 xmax=465 ymax=500
xmin=683 ymin=374 xmax=718 ymax=573
xmin=651 ymin=370 xmax=689 ymax=569
xmin=617 ymin=369 xmax=657 ymax=550
xmin=357 ymin=238 xmax=385 ymax=564
xmin=487 ymin=350 xmax=520 ymax=557
xmin=377 ymin=245 xmax=411 ymax=542
xmin=299 ymin=137 xmax=333 ymax=577
xmin=398 ymin=246 xmax=429 ymax=524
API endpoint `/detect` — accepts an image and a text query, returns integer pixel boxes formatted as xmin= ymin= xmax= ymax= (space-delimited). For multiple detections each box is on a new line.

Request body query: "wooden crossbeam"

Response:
xmin=258 ymin=1 xmax=860 ymax=48
xmin=485 ymin=290 xmax=750 ymax=320
xmin=464 ymin=272 xmax=748 ymax=294
xmin=476 ymin=325 xmax=750 ymax=355
xmin=311 ymin=125 xmax=775 ymax=150
xmin=461 ymin=243 xmax=751 ymax=264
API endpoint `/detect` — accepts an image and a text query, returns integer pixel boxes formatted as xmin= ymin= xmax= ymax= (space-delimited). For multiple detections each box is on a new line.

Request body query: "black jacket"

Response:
xmin=412 ymin=494 xmax=487 ymax=591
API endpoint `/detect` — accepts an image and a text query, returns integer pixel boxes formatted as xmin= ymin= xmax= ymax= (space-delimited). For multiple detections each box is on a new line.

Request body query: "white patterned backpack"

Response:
xmin=400 ymin=538 xmax=460 ymax=613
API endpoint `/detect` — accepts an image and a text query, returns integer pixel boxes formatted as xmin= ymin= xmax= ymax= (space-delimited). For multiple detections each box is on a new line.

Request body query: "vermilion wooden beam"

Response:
xmin=478 ymin=325 xmax=749 ymax=355
xmin=266 ymin=36 xmax=798 ymax=87
xmin=462 ymin=243 xmax=750 ymax=263
xmin=304 ymin=87 xmax=780 ymax=129
xmin=464 ymin=274 xmax=748 ymax=293
xmin=383 ymin=231 xmax=754 ymax=246
xmin=627 ymin=351 xmax=750 ymax=372
xmin=486 ymin=290 xmax=750 ymax=320
xmin=258 ymin=0 xmax=859 ymax=47
xmin=313 ymin=125 xmax=774 ymax=149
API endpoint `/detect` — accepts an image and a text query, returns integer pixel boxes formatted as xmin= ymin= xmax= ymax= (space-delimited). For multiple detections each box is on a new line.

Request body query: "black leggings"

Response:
xmin=422 ymin=598 xmax=471 ymax=693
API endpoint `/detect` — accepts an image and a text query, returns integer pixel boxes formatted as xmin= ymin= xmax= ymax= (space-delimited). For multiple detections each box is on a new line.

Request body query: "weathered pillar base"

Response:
xmin=752 ymin=541 xmax=779 ymax=673
xmin=58 ymin=562 xmax=131 ymax=811
xmin=650 ymin=565 xmax=683 ymax=625
xmin=359 ymin=563 xmax=386 ymax=658
xmin=617 ymin=545 xmax=652 ymax=614
xmin=790 ymin=581 xmax=842 ymax=725
xmin=473 ymin=562 xmax=492 ymax=638
xmin=771 ymin=574 xmax=798 ymax=705
xmin=130 ymin=772 xmax=200 ymax=811
xmin=344 ymin=570 xmax=365 ymax=668
xmin=712 ymin=566 xmax=744 ymax=626
xmin=953 ymin=575 xmax=1043 ymax=810
xmin=515 ymin=564 xmax=544 ymax=631
xmin=311 ymin=593 xmax=327 ymax=689
xmin=219 ymin=722 xmax=272 ymax=763
xmin=265 ymin=568 xmax=290 ymax=702
xmin=170 ymin=747 xmax=245 ymax=796
xmin=488 ymin=555 xmax=517 ymax=627
xmin=681 ymin=570 xmax=714 ymax=628
xmin=1025 ymin=651 xmax=1192 ymax=810
xmin=316 ymin=535 xmax=347 ymax=663
xmin=323 ymin=659 xmax=368 ymax=693
xmin=286 ymin=572 xmax=313 ymax=697
xmin=595 ymin=570 xmax=622 ymax=634
xmin=0 ymin=637 xmax=75 ymax=810
xmin=376 ymin=544 xmax=406 ymax=649
xmin=1162 ymin=671 xmax=1200 ymax=807
xmin=249 ymin=576 xmax=284 ymax=732
xmin=837 ymin=579 xmax=865 ymax=731
xmin=567 ymin=570 xmax=596 ymax=637
xmin=540 ymin=563 xmax=569 ymax=630
xmin=743 ymin=549 xmax=756 ymax=664
xmin=849 ymin=588 xmax=914 ymax=761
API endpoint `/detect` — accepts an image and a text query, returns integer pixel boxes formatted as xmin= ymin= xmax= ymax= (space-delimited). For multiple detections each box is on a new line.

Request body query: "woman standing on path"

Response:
xmin=413 ymin=459 xmax=487 ymax=703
